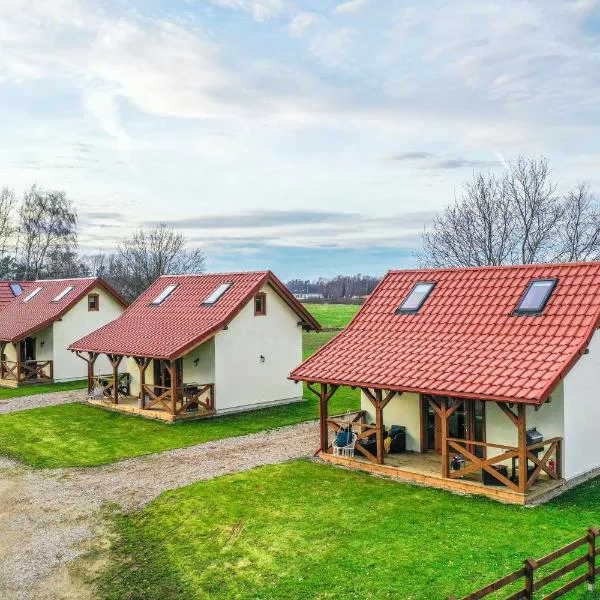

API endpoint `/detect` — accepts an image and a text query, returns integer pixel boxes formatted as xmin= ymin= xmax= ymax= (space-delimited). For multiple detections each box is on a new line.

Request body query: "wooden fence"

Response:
xmin=449 ymin=527 xmax=600 ymax=600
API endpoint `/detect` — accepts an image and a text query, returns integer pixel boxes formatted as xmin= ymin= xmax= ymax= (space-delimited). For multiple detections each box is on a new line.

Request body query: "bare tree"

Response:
xmin=421 ymin=172 xmax=513 ymax=268
xmin=0 ymin=188 xmax=17 ymax=278
xmin=15 ymin=185 xmax=78 ymax=280
xmin=504 ymin=156 xmax=561 ymax=264
xmin=113 ymin=223 xmax=205 ymax=300
xmin=418 ymin=156 xmax=600 ymax=268
xmin=555 ymin=183 xmax=600 ymax=262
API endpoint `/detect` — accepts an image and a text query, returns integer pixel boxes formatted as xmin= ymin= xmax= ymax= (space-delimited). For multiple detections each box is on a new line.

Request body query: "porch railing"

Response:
xmin=445 ymin=436 xmax=563 ymax=493
xmin=141 ymin=382 xmax=214 ymax=415
xmin=1 ymin=360 xmax=53 ymax=383
xmin=91 ymin=372 xmax=131 ymax=401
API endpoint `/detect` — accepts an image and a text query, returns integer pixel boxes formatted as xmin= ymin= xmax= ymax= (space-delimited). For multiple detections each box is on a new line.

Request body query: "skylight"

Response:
xmin=150 ymin=284 xmax=178 ymax=306
xmin=514 ymin=278 xmax=557 ymax=315
xmin=52 ymin=285 xmax=75 ymax=302
xmin=9 ymin=283 xmax=23 ymax=297
xmin=396 ymin=282 xmax=436 ymax=314
xmin=22 ymin=287 xmax=42 ymax=303
xmin=202 ymin=282 xmax=233 ymax=306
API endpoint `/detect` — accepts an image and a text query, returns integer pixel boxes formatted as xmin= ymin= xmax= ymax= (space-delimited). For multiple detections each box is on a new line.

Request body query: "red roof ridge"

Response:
xmin=388 ymin=260 xmax=600 ymax=275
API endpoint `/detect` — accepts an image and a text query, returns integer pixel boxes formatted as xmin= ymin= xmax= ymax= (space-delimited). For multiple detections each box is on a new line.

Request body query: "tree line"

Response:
xmin=419 ymin=156 xmax=600 ymax=268
xmin=287 ymin=274 xmax=380 ymax=299
xmin=0 ymin=185 xmax=205 ymax=301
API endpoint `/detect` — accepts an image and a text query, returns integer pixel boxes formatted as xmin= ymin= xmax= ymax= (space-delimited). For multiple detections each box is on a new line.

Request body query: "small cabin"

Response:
xmin=291 ymin=262 xmax=600 ymax=505
xmin=70 ymin=271 xmax=320 ymax=422
xmin=0 ymin=278 xmax=127 ymax=387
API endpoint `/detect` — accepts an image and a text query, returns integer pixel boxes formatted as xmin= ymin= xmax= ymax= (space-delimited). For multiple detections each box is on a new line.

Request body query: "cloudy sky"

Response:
xmin=1 ymin=0 xmax=599 ymax=279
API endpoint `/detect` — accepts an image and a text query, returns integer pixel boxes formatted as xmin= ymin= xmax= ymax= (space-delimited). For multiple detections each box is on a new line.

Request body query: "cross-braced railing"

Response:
xmin=1 ymin=360 xmax=53 ymax=383
xmin=141 ymin=382 xmax=214 ymax=416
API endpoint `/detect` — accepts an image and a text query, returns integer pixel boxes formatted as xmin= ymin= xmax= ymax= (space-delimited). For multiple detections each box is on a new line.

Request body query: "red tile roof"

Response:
xmin=69 ymin=271 xmax=320 ymax=360
xmin=0 ymin=281 xmax=30 ymax=311
xmin=290 ymin=262 xmax=600 ymax=405
xmin=0 ymin=277 xmax=128 ymax=342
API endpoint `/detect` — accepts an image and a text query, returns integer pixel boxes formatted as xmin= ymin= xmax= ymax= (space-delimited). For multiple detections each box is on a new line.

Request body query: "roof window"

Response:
xmin=9 ymin=283 xmax=23 ymax=297
xmin=22 ymin=287 xmax=42 ymax=303
xmin=52 ymin=285 xmax=75 ymax=302
xmin=396 ymin=282 xmax=435 ymax=314
xmin=202 ymin=282 xmax=233 ymax=306
xmin=150 ymin=284 xmax=178 ymax=306
xmin=514 ymin=278 xmax=557 ymax=315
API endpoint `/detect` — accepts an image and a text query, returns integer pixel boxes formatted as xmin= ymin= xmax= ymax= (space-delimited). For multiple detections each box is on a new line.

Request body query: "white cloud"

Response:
xmin=288 ymin=12 xmax=321 ymax=38
xmin=333 ymin=0 xmax=370 ymax=15
xmin=206 ymin=0 xmax=284 ymax=21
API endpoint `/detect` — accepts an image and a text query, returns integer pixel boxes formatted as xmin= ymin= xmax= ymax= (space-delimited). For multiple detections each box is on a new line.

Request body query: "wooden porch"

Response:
xmin=0 ymin=340 xmax=54 ymax=387
xmin=77 ymin=351 xmax=216 ymax=422
xmin=310 ymin=383 xmax=566 ymax=505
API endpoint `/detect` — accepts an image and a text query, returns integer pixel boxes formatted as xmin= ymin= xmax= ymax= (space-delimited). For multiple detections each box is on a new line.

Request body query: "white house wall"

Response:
xmin=360 ymin=391 xmax=422 ymax=452
xmin=213 ymin=283 xmax=303 ymax=412
xmin=53 ymin=286 xmax=124 ymax=381
xmin=562 ymin=329 xmax=600 ymax=480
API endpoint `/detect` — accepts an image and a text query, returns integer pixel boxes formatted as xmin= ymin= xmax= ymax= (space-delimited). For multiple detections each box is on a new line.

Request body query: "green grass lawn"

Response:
xmin=0 ymin=378 xmax=86 ymax=400
xmin=97 ymin=460 xmax=600 ymax=600
xmin=303 ymin=303 xmax=360 ymax=329
xmin=0 ymin=332 xmax=358 ymax=468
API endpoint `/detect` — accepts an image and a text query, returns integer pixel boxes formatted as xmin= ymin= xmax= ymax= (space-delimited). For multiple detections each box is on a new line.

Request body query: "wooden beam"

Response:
xmin=498 ymin=402 xmax=519 ymax=427
xmin=319 ymin=383 xmax=329 ymax=452
xmin=440 ymin=397 xmax=449 ymax=478
xmin=134 ymin=357 xmax=151 ymax=409
xmin=107 ymin=354 xmax=123 ymax=404
xmin=15 ymin=341 xmax=21 ymax=383
xmin=446 ymin=398 xmax=464 ymax=420
xmin=517 ymin=403 xmax=527 ymax=493
xmin=375 ymin=389 xmax=385 ymax=464
xmin=169 ymin=360 xmax=177 ymax=415
xmin=361 ymin=387 xmax=377 ymax=405
xmin=381 ymin=390 xmax=398 ymax=409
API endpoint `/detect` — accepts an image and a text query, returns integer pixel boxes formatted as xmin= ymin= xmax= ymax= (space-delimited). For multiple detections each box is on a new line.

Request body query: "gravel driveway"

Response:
xmin=0 ymin=418 xmax=319 ymax=600
xmin=0 ymin=389 xmax=86 ymax=414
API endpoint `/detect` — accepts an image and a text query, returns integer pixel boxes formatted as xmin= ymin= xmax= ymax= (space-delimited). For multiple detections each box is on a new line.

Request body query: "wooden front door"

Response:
xmin=421 ymin=396 xmax=486 ymax=458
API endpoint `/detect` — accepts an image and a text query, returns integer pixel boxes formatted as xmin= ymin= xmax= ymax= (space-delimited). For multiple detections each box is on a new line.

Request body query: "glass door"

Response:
xmin=422 ymin=396 xmax=486 ymax=456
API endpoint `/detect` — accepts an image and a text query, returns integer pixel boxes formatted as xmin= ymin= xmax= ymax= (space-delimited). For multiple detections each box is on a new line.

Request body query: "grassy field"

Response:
xmin=97 ymin=460 xmax=600 ymax=600
xmin=0 ymin=379 xmax=86 ymax=400
xmin=303 ymin=302 xmax=360 ymax=329
xmin=0 ymin=331 xmax=358 ymax=468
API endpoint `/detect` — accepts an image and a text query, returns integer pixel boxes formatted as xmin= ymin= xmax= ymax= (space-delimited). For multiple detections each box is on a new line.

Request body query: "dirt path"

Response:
xmin=0 ymin=420 xmax=319 ymax=600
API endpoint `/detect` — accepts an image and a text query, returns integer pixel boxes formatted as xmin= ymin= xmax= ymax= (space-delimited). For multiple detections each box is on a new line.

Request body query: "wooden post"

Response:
xmin=319 ymin=383 xmax=329 ymax=453
xmin=135 ymin=358 xmax=150 ymax=409
xmin=441 ymin=397 xmax=449 ymax=478
xmin=0 ymin=341 xmax=5 ymax=379
xmin=517 ymin=403 xmax=528 ymax=493
xmin=87 ymin=352 xmax=98 ymax=394
xmin=375 ymin=389 xmax=385 ymax=465
xmin=107 ymin=354 xmax=123 ymax=404
xmin=555 ymin=438 xmax=563 ymax=479
xmin=588 ymin=528 xmax=599 ymax=591
xmin=524 ymin=557 xmax=536 ymax=599
xmin=15 ymin=341 xmax=21 ymax=383
xmin=170 ymin=360 xmax=177 ymax=415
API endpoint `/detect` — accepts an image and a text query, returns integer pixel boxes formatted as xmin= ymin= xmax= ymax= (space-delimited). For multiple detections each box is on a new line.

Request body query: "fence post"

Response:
xmin=524 ymin=558 xmax=537 ymax=600
xmin=588 ymin=527 xmax=599 ymax=591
